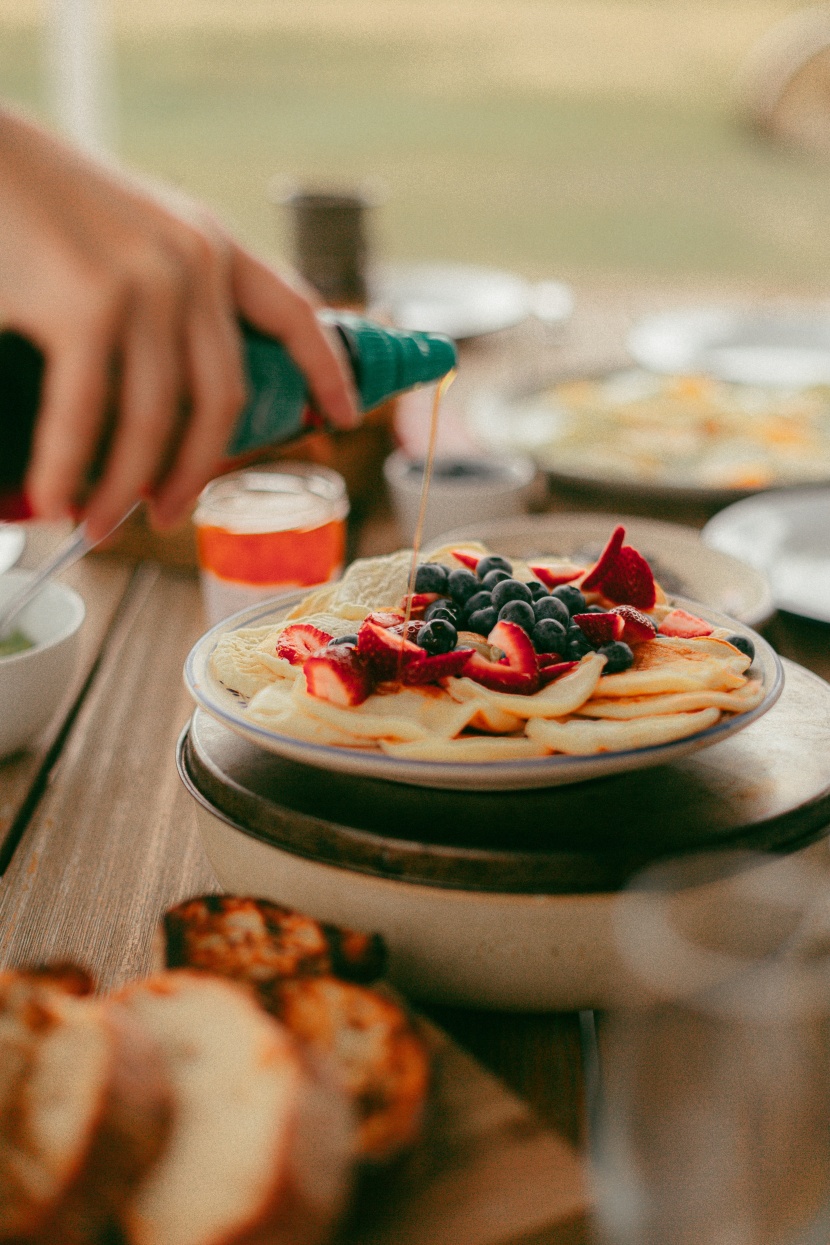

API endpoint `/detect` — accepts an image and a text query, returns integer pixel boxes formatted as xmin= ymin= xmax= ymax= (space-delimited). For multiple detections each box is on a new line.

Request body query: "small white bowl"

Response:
xmin=0 ymin=571 xmax=85 ymax=759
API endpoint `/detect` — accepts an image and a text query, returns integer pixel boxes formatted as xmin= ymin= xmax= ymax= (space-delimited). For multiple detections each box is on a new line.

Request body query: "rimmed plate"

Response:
xmin=0 ymin=524 xmax=25 ymax=575
xmin=703 ymin=488 xmax=830 ymax=624
xmin=184 ymin=593 xmax=783 ymax=792
xmin=434 ymin=513 xmax=774 ymax=627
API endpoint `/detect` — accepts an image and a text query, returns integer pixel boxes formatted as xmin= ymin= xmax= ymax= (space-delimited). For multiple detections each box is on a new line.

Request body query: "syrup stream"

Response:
xmin=397 ymin=368 xmax=457 ymax=679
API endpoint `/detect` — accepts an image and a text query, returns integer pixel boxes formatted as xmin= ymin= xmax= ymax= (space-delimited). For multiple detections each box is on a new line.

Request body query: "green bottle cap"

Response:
xmin=322 ymin=311 xmax=457 ymax=412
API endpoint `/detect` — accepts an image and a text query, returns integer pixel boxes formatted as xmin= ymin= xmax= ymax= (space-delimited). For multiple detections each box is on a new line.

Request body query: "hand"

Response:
xmin=0 ymin=109 xmax=359 ymax=541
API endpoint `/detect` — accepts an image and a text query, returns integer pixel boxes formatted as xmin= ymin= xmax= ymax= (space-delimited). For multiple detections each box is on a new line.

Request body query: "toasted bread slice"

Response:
xmin=117 ymin=971 xmax=353 ymax=1245
xmin=265 ymin=977 xmax=430 ymax=1165
xmin=0 ymin=973 xmax=170 ymax=1243
xmin=159 ymin=896 xmax=385 ymax=986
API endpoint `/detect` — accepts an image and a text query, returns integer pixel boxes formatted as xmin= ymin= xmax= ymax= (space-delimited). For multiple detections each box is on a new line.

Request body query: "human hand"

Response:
xmin=0 ymin=109 xmax=359 ymax=541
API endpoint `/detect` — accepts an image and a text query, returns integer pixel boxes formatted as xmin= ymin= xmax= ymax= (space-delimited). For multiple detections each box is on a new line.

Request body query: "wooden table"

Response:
xmin=1 ymin=283 xmax=829 ymax=1245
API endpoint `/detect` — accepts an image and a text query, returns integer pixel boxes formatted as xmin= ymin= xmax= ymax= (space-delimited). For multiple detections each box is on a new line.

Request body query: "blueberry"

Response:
xmin=491 ymin=578 xmax=533 ymax=611
xmin=498 ymin=600 xmax=536 ymax=631
xmin=477 ymin=555 xmax=513 ymax=579
xmin=526 ymin=581 xmax=549 ymax=600
xmin=463 ymin=590 xmax=493 ymax=618
xmin=425 ymin=603 xmax=458 ymax=626
xmin=586 ymin=604 xmax=606 ymax=614
xmin=418 ymin=619 xmax=457 ymax=655
xmin=467 ymin=607 xmax=498 ymax=636
xmin=551 ymin=585 xmax=587 ymax=615
xmin=567 ymin=628 xmax=594 ymax=659
xmin=598 ymin=641 xmax=634 ymax=673
xmin=329 ymin=634 xmax=358 ymax=646
xmin=448 ymin=568 xmax=481 ymax=605
xmin=532 ymin=618 xmax=567 ymax=653
xmin=533 ymin=596 xmax=570 ymax=627
xmin=414 ymin=563 xmax=449 ymax=594
xmin=726 ymin=634 xmax=755 ymax=662
xmin=481 ymin=568 xmax=511 ymax=591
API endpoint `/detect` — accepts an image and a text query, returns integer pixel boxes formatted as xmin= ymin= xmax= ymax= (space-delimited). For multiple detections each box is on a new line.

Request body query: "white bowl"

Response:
xmin=0 ymin=571 xmax=85 ymax=759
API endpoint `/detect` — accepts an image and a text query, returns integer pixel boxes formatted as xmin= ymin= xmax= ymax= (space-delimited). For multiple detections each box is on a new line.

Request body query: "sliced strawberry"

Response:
xmin=402 ymin=648 xmax=474 ymax=685
xmin=400 ymin=592 xmax=441 ymax=618
xmin=388 ymin=620 xmax=426 ymax=643
xmin=611 ymin=605 xmax=657 ymax=644
xmin=304 ymin=648 xmax=373 ymax=706
xmin=529 ymin=562 xmax=584 ymax=589
xmin=658 ymin=609 xmax=713 ymax=639
xmin=364 ymin=609 xmax=405 ymax=629
xmin=487 ymin=620 xmax=538 ymax=675
xmin=538 ymin=660 xmax=579 ymax=686
xmin=538 ymin=651 xmax=565 ymax=668
xmin=451 ymin=549 xmax=481 ymax=572
xmin=465 ymin=651 xmax=539 ymax=694
xmin=275 ymin=624 xmax=333 ymax=665
xmin=579 ymin=526 xmax=626 ymax=592
xmin=357 ymin=620 xmax=424 ymax=680
xmin=572 ymin=611 xmax=624 ymax=645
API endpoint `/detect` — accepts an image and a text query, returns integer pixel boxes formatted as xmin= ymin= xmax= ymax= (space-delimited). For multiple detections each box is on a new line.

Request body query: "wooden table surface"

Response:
xmin=1 ymin=282 xmax=829 ymax=1245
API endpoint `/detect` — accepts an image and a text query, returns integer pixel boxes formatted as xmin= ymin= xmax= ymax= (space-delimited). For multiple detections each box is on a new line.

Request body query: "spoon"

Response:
xmin=0 ymin=503 xmax=140 ymax=640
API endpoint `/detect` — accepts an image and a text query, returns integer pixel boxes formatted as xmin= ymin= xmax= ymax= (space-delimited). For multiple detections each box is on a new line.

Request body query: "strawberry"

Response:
xmin=388 ymin=621 xmax=426 ymax=643
xmin=488 ymin=620 xmax=538 ymax=674
xmin=572 ymin=611 xmax=624 ymax=645
xmin=579 ymin=525 xmax=656 ymax=610
xmin=611 ymin=605 xmax=657 ymax=644
xmin=304 ymin=648 xmax=373 ymax=706
xmin=464 ymin=652 xmax=539 ymax=693
xmin=538 ymin=660 xmax=579 ymax=686
xmin=364 ymin=610 xmax=405 ymax=629
xmin=538 ymin=652 xmax=565 ymax=668
xmin=451 ymin=549 xmax=481 ymax=572
xmin=275 ymin=624 xmax=333 ymax=665
xmin=529 ymin=562 xmax=584 ymax=589
xmin=658 ymin=609 xmax=713 ymax=639
xmin=357 ymin=620 xmax=424 ymax=680
xmin=401 ymin=648 xmax=474 ymax=685
xmin=399 ymin=592 xmax=440 ymax=618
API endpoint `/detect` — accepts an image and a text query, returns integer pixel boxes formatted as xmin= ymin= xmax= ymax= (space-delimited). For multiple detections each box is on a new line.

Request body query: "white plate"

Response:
xmin=370 ymin=262 xmax=572 ymax=340
xmin=184 ymin=592 xmax=783 ymax=792
xmin=0 ymin=524 xmax=25 ymax=575
xmin=433 ymin=513 xmax=775 ymax=627
xmin=703 ymin=488 xmax=830 ymax=624
xmin=628 ymin=307 xmax=830 ymax=387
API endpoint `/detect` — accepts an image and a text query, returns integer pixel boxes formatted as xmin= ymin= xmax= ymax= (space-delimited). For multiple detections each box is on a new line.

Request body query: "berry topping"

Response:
xmin=538 ymin=659 xmax=580 ymax=686
xmin=414 ymin=563 xmax=450 ymax=594
xmin=329 ymin=634 xmax=359 ymax=646
xmin=481 ymin=568 xmax=512 ymax=590
xmin=447 ymin=568 xmax=481 ymax=604
xmin=402 ymin=648 xmax=474 ymax=685
xmin=658 ymin=609 xmax=714 ymax=639
xmin=610 ymin=605 xmax=658 ymax=644
xmin=450 ymin=549 xmax=481 ymax=572
xmin=491 ymin=579 xmax=533 ymax=611
xmin=566 ymin=627 xmax=594 ymax=659
xmin=364 ymin=610 xmax=405 ymax=629
xmin=466 ymin=606 xmax=498 ymax=636
xmin=572 ymin=611 xmax=625 ymax=646
xmin=304 ymin=647 xmax=373 ymax=706
xmin=463 ymin=590 xmax=493 ymax=617
xmin=526 ymin=581 xmax=549 ymax=600
xmin=586 ymin=605 xmax=606 ymax=613
xmin=597 ymin=641 xmax=635 ymax=673
xmin=532 ymin=618 xmax=568 ymax=652
xmin=464 ymin=654 xmax=538 ymax=693
xmin=533 ymin=596 xmax=571 ymax=627
xmin=425 ymin=600 xmax=459 ymax=623
xmin=529 ymin=562 xmax=584 ymax=589
xmin=726 ymin=634 xmax=755 ymax=661
xmin=488 ymin=620 xmax=539 ymax=674
xmin=357 ymin=620 xmax=424 ymax=680
xmin=275 ymin=624 xmax=333 ymax=665
xmin=417 ymin=619 xmax=458 ymax=655
xmin=498 ymin=599 xmax=536 ymax=631
xmin=400 ymin=592 xmax=441 ymax=617
xmin=551 ymin=585 xmax=587 ymax=615
xmin=579 ymin=525 xmax=656 ymax=610
xmin=476 ymin=554 xmax=513 ymax=579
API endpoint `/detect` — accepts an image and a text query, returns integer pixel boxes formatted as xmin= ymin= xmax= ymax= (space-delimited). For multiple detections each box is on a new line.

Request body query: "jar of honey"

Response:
xmin=193 ymin=465 xmax=348 ymax=624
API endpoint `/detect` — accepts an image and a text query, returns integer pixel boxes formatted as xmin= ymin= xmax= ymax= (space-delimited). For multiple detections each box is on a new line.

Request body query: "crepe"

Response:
xmin=526 ymin=708 xmax=721 ymax=754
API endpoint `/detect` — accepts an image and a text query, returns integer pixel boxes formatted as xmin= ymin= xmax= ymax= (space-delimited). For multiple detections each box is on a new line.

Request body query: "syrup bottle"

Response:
xmin=0 ymin=311 xmax=457 ymax=520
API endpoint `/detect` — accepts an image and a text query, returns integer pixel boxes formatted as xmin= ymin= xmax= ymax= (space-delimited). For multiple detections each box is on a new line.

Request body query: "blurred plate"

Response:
xmin=371 ymin=263 xmax=572 ymax=340
xmin=628 ymin=307 xmax=830 ymax=387
xmin=433 ymin=513 xmax=774 ymax=627
xmin=0 ymin=524 xmax=25 ymax=574
xmin=703 ymin=488 xmax=830 ymax=624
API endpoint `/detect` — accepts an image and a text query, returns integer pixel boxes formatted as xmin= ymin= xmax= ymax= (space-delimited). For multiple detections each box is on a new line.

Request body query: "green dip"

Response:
xmin=0 ymin=629 xmax=34 ymax=658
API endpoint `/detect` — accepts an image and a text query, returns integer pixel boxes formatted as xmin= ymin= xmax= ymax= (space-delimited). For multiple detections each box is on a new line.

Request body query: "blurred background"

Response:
xmin=3 ymin=0 xmax=830 ymax=290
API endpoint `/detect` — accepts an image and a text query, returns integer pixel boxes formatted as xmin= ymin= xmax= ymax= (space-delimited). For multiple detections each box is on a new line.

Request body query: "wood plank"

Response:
xmin=0 ymin=564 xmax=218 ymax=989
xmin=0 ymin=523 xmax=134 ymax=861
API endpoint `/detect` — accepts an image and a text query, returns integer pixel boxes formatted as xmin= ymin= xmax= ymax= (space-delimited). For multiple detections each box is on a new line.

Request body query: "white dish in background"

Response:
xmin=370 ymin=262 xmax=572 ymax=340
xmin=703 ymin=488 xmax=830 ymax=624
xmin=184 ymin=590 xmax=782 ymax=793
xmin=628 ymin=307 xmax=830 ymax=387
xmin=0 ymin=525 xmax=25 ymax=575
xmin=434 ymin=513 xmax=775 ymax=626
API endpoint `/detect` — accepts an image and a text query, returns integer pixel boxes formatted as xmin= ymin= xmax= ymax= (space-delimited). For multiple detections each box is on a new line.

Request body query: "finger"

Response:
xmin=25 ymin=332 xmax=113 ymax=523
xmin=82 ymin=292 xmax=183 ymax=542
xmin=231 ymin=245 xmax=359 ymax=429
